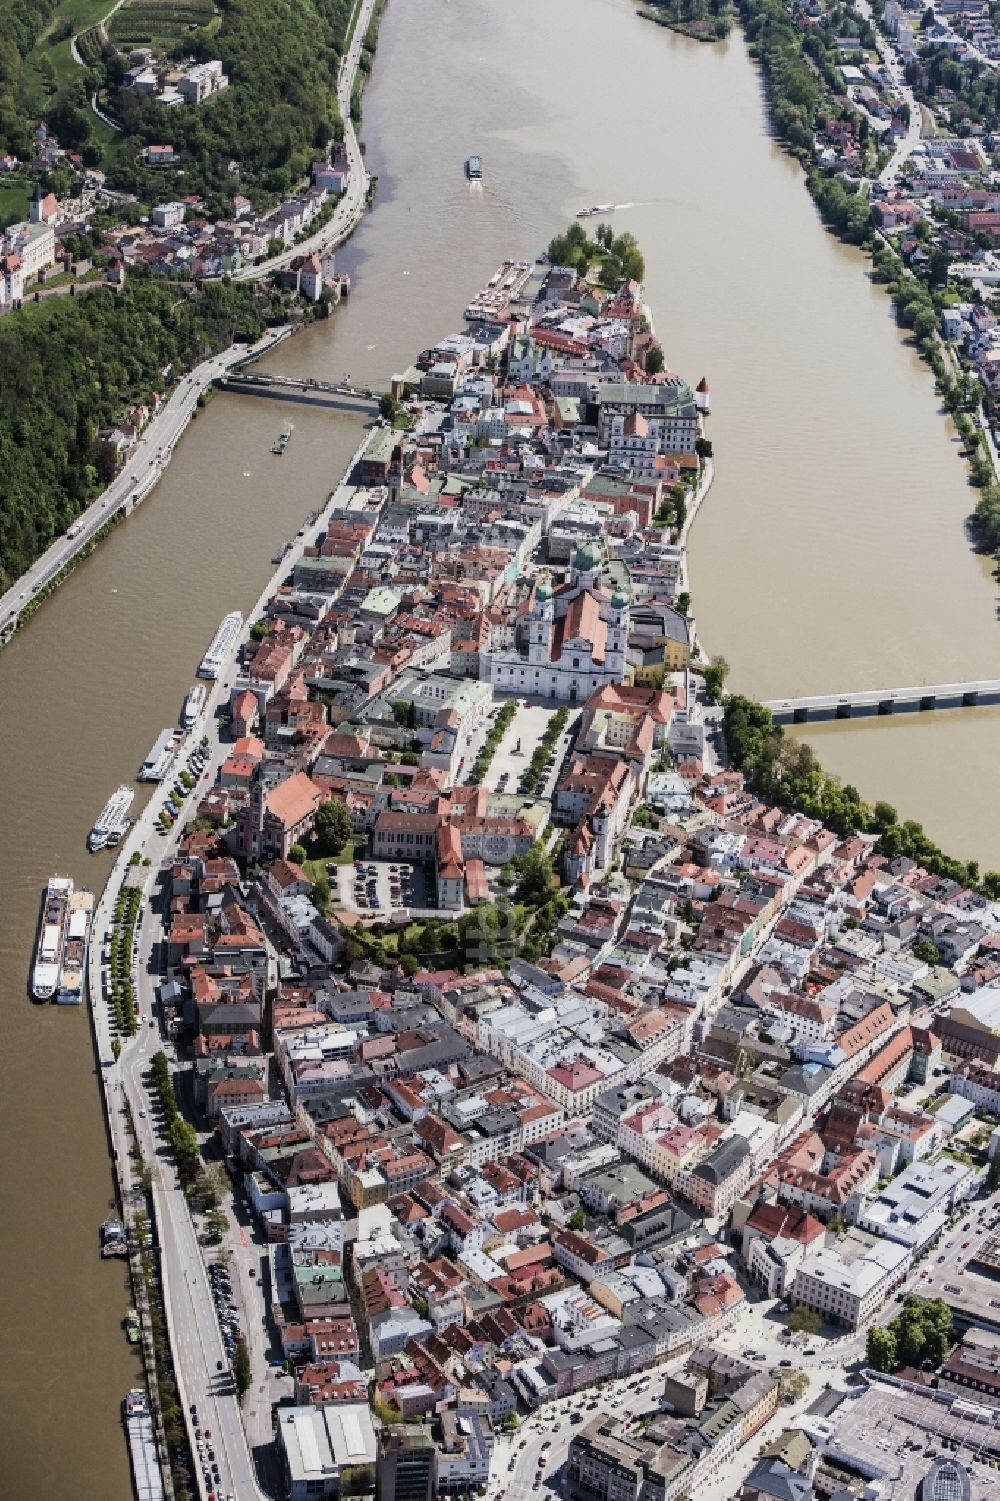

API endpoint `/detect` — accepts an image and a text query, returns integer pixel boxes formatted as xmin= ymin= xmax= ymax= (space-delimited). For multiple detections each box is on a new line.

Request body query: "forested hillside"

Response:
xmin=107 ymin=0 xmax=356 ymax=209
xmin=0 ymin=0 xmax=60 ymax=158
xmin=0 ymin=279 xmax=263 ymax=590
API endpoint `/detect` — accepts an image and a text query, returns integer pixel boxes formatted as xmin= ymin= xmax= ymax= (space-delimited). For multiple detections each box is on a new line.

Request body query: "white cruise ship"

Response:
xmin=57 ymin=888 xmax=95 ymax=1003
xmin=182 ymin=682 xmax=207 ymax=729
xmin=139 ymin=728 xmax=179 ymax=782
xmin=88 ymin=784 xmax=135 ymax=851
xmin=198 ymin=611 xmax=243 ymax=679
xmin=32 ymin=876 xmax=74 ymax=1000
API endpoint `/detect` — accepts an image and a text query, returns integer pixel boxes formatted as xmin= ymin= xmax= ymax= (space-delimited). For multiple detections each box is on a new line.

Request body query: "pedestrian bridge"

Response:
xmin=216 ymin=371 xmax=380 ymax=415
xmin=763 ymin=680 xmax=1000 ymax=724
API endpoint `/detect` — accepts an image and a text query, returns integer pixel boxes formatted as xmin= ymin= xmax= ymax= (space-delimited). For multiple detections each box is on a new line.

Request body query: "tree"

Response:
xmin=873 ymin=800 xmax=898 ymax=830
xmin=889 ymin=1295 xmax=953 ymax=1371
xmin=249 ymin=618 xmax=270 ymax=641
xmin=289 ymin=843 xmax=307 ymax=865
xmin=912 ymin=307 xmax=938 ymax=342
xmin=503 ymin=1412 xmax=521 ymax=1431
xmin=788 ymin=1304 xmax=821 ymax=1334
xmin=205 ymin=1207 xmax=229 ymax=1241
xmin=912 ymin=939 xmax=940 ymax=965
xmin=400 ymin=953 xmax=420 ymax=977
xmin=313 ymin=797 xmax=353 ymax=855
xmin=517 ymin=845 xmax=555 ymax=905
xmin=169 ymin=1116 xmax=200 ymax=1180
xmin=867 ymin=1326 xmax=896 ymax=1372
xmin=703 ymin=655 xmax=730 ymax=704
xmin=645 ymin=345 xmax=665 ymax=376
xmin=379 ymin=392 xmax=399 ymax=422
xmin=393 ymin=700 xmax=417 ymax=729
xmin=310 ymin=876 xmax=332 ymax=915
xmin=676 ymin=591 xmax=691 ymax=616
xmin=777 ymin=1369 xmax=809 ymax=1403
xmin=233 ymin=1339 xmax=252 ymax=1399
xmin=567 ymin=1209 xmax=587 ymax=1231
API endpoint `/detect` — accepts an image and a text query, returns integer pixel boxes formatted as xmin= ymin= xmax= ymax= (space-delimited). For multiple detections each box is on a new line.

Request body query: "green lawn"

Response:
xmin=0 ymin=180 xmax=32 ymax=230
xmin=300 ymin=843 xmax=363 ymax=885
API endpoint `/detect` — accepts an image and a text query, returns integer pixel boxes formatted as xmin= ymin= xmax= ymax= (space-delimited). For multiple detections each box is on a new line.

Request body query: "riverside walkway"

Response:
xmin=764 ymin=680 xmax=1000 ymax=723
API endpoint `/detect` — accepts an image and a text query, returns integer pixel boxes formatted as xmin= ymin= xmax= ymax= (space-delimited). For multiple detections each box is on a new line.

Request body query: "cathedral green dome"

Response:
xmin=575 ymin=540 xmax=602 ymax=574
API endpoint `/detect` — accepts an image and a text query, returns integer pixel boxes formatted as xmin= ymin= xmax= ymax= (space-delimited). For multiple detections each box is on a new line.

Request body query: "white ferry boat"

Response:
xmin=139 ymin=728 xmax=178 ymax=782
xmin=575 ymin=203 xmax=615 ymax=218
xmin=198 ymin=610 xmax=243 ymax=679
xmin=88 ymin=784 xmax=135 ymax=851
xmin=57 ymin=888 xmax=94 ymax=1003
xmin=32 ymin=876 xmax=73 ymax=1000
xmin=182 ymin=683 xmax=207 ymax=729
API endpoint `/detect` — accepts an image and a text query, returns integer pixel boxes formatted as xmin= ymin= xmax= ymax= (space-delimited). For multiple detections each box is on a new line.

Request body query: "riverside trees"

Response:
xmin=547 ymin=223 xmax=645 ymax=285
xmin=0 ymin=279 xmax=264 ymax=591
xmin=723 ymin=694 xmax=997 ymax=888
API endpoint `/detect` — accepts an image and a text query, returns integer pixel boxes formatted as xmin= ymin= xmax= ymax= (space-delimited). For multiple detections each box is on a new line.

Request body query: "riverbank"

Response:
xmin=233 ymin=0 xmax=379 ymax=283
xmin=86 ymin=421 xmax=375 ymax=1500
xmin=638 ymin=1 xmax=732 ymax=43
xmin=735 ymin=0 xmax=1000 ymax=543
xmin=0 ymin=326 xmax=291 ymax=643
xmin=0 ymin=0 xmax=382 ymax=628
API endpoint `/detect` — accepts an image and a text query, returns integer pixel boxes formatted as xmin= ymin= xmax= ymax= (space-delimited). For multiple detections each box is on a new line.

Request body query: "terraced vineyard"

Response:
xmin=107 ymin=0 xmax=217 ymax=48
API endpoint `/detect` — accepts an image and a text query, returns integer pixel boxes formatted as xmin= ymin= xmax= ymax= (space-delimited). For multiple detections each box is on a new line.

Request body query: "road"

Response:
xmin=484 ymin=1341 xmax=831 ymax=1501
xmin=3 ymin=0 xmax=376 ymax=630
xmin=70 ymin=0 xmax=128 ymax=65
xmin=87 ymin=423 xmax=376 ymax=1499
xmin=0 ymin=328 xmax=288 ymax=638
xmin=851 ymin=0 xmax=922 ymax=187
xmin=234 ymin=0 xmax=376 ymax=282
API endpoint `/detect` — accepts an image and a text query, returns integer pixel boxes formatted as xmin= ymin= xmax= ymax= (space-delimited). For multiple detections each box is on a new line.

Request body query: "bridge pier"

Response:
xmin=878 ymin=700 xmax=895 ymax=715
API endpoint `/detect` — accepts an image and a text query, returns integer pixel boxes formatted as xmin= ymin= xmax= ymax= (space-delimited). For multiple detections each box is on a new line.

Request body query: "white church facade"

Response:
xmin=484 ymin=544 xmax=629 ymax=702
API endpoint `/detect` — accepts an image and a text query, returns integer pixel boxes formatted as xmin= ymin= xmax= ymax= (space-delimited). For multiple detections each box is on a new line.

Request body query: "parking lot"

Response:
xmin=334 ymin=858 xmax=431 ymax=916
xmin=826 ymin=1380 xmax=1000 ymax=1493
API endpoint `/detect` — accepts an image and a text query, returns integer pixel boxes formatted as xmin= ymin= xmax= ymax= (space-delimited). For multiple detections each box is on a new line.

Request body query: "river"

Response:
xmin=1 ymin=0 xmax=997 ymax=1493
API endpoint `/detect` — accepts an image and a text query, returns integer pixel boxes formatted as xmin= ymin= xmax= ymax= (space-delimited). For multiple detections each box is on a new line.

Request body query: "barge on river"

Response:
xmin=32 ymin=876 xmax=74 ymax=1000
xmin=57 ymin=887 xmax=94 ymax=1003
xmin=123 ymin=1389 xmax=164 ymax=1501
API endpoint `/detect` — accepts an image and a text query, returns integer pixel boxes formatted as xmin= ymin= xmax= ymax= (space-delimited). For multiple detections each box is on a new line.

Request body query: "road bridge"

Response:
xmin=215 ymin=370 xmax=381 ymax=415
xmin=764 ymin=680 xmax=1000 ymax=724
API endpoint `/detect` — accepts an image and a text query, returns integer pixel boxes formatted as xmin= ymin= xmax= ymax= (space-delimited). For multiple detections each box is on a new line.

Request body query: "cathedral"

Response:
xmin=485 ymin=543 xmax=629 ymax=702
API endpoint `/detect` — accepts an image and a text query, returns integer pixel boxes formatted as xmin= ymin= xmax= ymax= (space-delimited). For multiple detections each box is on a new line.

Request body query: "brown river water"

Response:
xmin=1 ymin=0 xmax=996 ymax=1494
